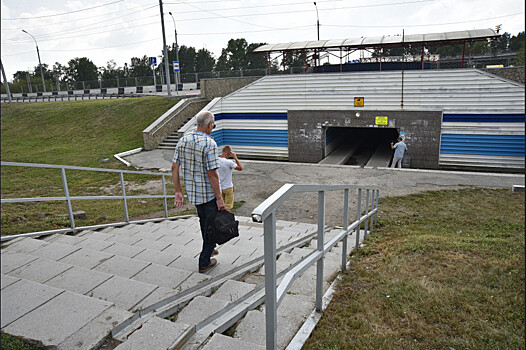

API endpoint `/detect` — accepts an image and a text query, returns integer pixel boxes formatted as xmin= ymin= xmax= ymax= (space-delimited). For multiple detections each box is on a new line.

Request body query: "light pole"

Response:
xmin=168 ymin=12 xmax=180 ymax=94
xmin=22 ymin=29 xmax=46 ymax=92
xmin=313 ymin=2 xmax=320 ymax=67
xmin=158 ymin=0 xmax=172 ymax=95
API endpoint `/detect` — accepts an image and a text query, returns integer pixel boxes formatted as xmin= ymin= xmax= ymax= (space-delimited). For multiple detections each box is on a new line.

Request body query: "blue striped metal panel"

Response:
xmin=215 ymin=113 xmax=287 ymax=120
xmin=440 ymin=134 xmax=524 ymax=156
xmin=212 ymin=129 xmax=288 ymax=147
xmin=443 ymin=114 xmax=525 ymax=123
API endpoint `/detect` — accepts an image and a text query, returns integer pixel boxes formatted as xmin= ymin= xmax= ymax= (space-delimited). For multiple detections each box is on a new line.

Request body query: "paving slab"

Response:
xmin=177 ymin=271 xmax=213 ymax=291
xmin=45 ymin=266 xmax=113 ymax=295
xmin=74 ymin=237 xmax=115 ymax=251
xmin=1 ymin=274 xmax=20 ymax=289
xmin=2 ymin=237 xmax=48 ymax=254
xmin=211 ymin=280 xmax=257 ymax=303
xmin=0 ymin=252 xmax=39 ymax=274
xmin=158 ymin=232 xmax=196 ymax=246
xmin=90 ymin=275 xmax=158 ymax=311
xmin=132 ymin=238 xmax=171 ymax=251
xmin=3 ymin=291 xmax=113 ymax=348
xmin=48 ymin=234 xmax=87 ymax=245
xmin=7 ymin=257 xmax=73 ymax=283
xmin=202 ymin=333 xmax=265 ymax=350
xmin=130 ymin=286 xmax=177 ymax=311
xmin=57 ymin=306 xmax=132 ymax=350
xmin=176 ymin=296 xmax=229 ymax=325
xmin=58 ymin=248 xmax=114 ymax=269
xmin=133 ymin=248 xmax=180 ymax=266
xmin=101 ymin=242 xmax=145 ymax=258
xmin=1 ymin=279 xmax=64 ymax=327
xmin=77 ymin=231 xmax=115 ymax=241
xmin=92 ymin=255 xmax=150 ymax=279
xmin=105 ymin=234 xmax=142 ymax=246
xmin=132 ymin=264 xmax=192 ymax=290
xmin=30 ymin=241 xmax=82 ymax=261
xmin=162 ymin=243 xmax=201 ymax=258
xmin=114 ymin=317 xmax=192 ymax=350
xmin=132 ymin=231 xmax=167 ymax=241
xmin=167 ymin=256 xmax=198 ymax=272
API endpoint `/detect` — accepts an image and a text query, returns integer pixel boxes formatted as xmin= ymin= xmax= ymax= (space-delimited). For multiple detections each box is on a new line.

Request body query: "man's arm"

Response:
xmin=208 ymin=169 xmax=226 ymax=210
xmin=172 ymin=162 xmax=185 ymax=208
xmin=230 ymin=151 xmax=243 ymax=171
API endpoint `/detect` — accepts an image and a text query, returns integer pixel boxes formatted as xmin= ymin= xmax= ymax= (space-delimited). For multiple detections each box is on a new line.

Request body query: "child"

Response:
xmin=217 ymin=145 xmax=243 ymax=210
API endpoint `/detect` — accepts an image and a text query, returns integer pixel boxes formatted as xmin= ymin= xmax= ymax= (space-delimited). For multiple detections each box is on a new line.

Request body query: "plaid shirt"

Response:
xmin=173 ymin=130 xmax=219 ymax=206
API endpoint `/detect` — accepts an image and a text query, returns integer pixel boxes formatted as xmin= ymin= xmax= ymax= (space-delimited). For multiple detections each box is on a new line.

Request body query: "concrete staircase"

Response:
xmin=158 ymin=130 xmax=183 ymax=150
xmin=1 ymin=217 xmax=363 ymax=349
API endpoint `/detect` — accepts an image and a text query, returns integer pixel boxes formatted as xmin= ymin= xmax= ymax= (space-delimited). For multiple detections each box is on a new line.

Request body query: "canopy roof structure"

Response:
xmin=254 ymin=28 xmax=499 ymax=53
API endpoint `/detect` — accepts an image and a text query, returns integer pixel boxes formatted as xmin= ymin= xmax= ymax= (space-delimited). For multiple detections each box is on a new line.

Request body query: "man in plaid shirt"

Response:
xmin=172 ymin=110 xmax=226 ymax=273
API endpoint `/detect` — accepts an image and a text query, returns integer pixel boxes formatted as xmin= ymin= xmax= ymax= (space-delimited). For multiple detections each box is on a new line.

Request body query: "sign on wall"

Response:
xmin=354 ymin=97 xmax=364 ymax=107
xmin=375 ymin=116 xmax=388 ymax=125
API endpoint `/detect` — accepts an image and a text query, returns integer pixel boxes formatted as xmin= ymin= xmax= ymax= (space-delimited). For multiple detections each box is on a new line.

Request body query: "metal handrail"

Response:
xmin=1 ymin=161 xmax=186 ymax=242
xmin=251 ymin=183 xmax=379 ymax=350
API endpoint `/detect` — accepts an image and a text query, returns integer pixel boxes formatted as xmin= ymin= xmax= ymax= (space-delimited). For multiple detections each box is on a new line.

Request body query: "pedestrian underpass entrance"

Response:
xmin=287 ymin=109 xmax=442 ymax=169
xmin=321 ymin=127 xmax=399 ymax=167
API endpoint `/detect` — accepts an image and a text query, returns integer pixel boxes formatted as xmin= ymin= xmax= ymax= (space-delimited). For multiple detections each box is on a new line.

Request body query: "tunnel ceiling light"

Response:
xmin=355 ymin=112 xmax=361 ymax=118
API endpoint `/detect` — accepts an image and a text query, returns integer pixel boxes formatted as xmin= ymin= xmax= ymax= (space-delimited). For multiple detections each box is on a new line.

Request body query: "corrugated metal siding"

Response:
xmin=440 ymin=134 xmax=524 ymax=156
xmin=439 ymin=154 xmax=524 ymax=168
xmin=206 ymin=69 xmax=524 ymax=169
xmin=212 ymin=129 xmax=288 ymax=147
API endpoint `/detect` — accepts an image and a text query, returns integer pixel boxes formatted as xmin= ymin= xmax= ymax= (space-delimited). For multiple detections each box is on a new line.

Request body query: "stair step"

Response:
xmin=233 ymin=294 xmax=314 ymax=349
xmin=175 ymin=296 xmax=229 ymax=325
xmin=202 ymin=333 xmax=264 ymax=350
xmin=210 ymin=279 xmax=257 ymax=303
xmin=114 ymin=317 xmax=192 ymax=350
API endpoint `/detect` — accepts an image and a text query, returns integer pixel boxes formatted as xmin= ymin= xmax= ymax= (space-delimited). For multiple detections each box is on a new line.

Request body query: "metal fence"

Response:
xmin=251 ymin=183 xmax=379 ymax=350
xmin=0 ymin=161 xmax=186 ymax=242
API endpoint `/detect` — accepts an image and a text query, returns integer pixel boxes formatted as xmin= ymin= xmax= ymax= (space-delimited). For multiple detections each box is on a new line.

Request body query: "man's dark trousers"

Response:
xmin=195 ymin=198 xmax=218 ymax=267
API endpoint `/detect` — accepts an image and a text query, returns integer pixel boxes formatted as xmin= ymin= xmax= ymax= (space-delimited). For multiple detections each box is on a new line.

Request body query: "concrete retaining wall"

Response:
xmin=481 ymin=67 xmax=525 ymax=85
xmin=288 ymin=109 xmax=443 ymax=169
xmin=200 ymin=77 xmax=262 ymax=99
xmin=143 ymin=98 xmax=208 ymax=150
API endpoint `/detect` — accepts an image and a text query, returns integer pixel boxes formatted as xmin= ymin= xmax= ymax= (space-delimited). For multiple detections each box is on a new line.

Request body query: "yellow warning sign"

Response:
xmin=375 ymin=116 xmax=388 ymax=125
xmin=354 ymin=97 xmax=364 ymax=107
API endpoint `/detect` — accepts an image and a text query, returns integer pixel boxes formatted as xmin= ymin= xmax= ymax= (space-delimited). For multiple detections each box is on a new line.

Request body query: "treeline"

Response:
xmin=7 ymin=38 xmax=277 ymax=92
xmin=372 ymin=31 xmax=524 ymax=65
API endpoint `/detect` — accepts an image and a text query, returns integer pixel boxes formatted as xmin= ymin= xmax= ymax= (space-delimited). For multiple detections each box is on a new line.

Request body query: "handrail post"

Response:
xmin=120 ymin=172 xmax=129 ymax=222
xmin=375 ymin=190 xmax=380 ymax=225
xmin=162 ymin=175 xmax=168 ymax=218
xmin=316 ymin=190 xmax=325 ymax=312
xmin=263 ymin=211 xmax=277 ymax=350
xmin=364 ymin=189 xmax=370 ymax=239
xmin=60 ymin=168 xmax=75 ymax=229
xmin=342 ymin=188 xmax=349 ymax=272
xmin=369 ymin=190 xmax=376 ymax=234
xmin=355 ymin=188 xmax=362 ymax=251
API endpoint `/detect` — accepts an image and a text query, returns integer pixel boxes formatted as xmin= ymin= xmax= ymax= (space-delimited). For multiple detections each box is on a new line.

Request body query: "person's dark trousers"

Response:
xmin=195 ymin=198 xmax=218 ymax=268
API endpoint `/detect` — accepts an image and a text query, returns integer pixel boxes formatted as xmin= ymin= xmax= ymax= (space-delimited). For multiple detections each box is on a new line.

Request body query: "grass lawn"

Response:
xmin=304 ymin=187 xmax=525 ymax=350
xmin=1 ymin=97 xmax=181 ymax=235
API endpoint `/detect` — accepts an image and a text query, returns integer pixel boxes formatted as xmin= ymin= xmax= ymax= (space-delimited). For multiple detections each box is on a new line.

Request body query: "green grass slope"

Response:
xmin=1 ymin=97 xmax=180 ymax=235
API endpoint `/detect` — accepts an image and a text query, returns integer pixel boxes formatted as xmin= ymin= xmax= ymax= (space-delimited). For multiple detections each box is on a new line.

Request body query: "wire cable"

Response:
xmin=2 ymin=0 xmax=125 ymax=20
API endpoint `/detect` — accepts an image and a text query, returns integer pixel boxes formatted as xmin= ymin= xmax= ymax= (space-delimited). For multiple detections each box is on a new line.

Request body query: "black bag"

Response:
xmin=205 ymin=209 xmax=239 ymax=245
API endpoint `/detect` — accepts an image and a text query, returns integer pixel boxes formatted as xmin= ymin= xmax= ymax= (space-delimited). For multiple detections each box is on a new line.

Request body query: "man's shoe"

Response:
xmin=199 ymin=258 xmax=217 ymax=273
xmin=212 ymin=249 xmax=219 ymax=256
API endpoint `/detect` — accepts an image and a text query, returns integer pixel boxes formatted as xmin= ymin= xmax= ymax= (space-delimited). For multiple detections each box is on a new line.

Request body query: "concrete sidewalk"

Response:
xmin=124 ymin=149 xmax=525 ymax=226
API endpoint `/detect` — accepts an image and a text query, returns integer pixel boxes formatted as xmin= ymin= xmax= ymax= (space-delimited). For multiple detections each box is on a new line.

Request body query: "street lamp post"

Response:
xmin=313 ymin=2 xmax=320 ymax=67
xmin=168 ymin=12 xmax=180 ymax=94
xmin=22 ymin=29 xmax=46 ymax=92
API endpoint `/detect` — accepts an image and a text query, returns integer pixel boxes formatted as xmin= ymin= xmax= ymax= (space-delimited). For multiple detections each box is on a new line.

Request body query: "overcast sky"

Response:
xmin=1 ymin=0 xmax=524 ymax=81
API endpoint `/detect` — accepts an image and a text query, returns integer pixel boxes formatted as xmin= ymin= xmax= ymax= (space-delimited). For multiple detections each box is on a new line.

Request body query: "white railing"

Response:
xmin=0 ymin=161 xmax=190 ymax=242
xmin=251 ymin=184 xmax=379 ymax=350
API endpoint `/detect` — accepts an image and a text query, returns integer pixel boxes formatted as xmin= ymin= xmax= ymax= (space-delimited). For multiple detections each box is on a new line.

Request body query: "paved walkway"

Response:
xmin=124 ymin=149 xmax=525 ymax=226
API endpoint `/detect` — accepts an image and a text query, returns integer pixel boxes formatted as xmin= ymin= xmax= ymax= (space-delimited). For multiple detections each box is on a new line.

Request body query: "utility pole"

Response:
xmin=1 ymin=59 xmax=13 ymax=102
xmin=314 ymin=2 xmax=320 ymax=67
xmin=158 ymin=0 xmax=172 ymax=95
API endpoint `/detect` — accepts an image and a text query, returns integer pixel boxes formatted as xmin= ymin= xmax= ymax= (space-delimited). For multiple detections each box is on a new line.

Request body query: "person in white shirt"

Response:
xmin=217 ymin=145 xmax=243 ymax=211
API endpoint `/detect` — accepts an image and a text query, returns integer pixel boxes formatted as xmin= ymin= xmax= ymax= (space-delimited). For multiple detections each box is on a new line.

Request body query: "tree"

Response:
xmin=66 ymin=57 xmax=98 ymax=83
xmin=246 ymin=43 xmax=268 ymax=70
xmin=216 ymin=38 xmax=250 ymax=71
xmin=129 ymin=56 xmax=151 ymax=77
xmin=99 ymin=59 xmax=124 ymax=81
xmin=195 ymin=48 xmax=215 ymax=73
xmin=509 ymin=31 xmax=525 ymax=51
